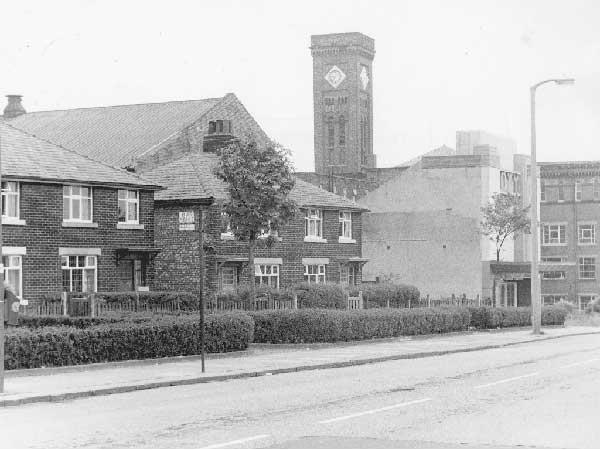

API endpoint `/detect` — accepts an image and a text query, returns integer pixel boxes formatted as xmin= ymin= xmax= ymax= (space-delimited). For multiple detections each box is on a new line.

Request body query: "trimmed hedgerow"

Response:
xmin=467 ymin=306 xmax=568 ymax=329
xmin=5 ymin=312 xmax=254 ymax=370
xmin=249 ymin=307 xmax=471 ymax=344
xmin=36 ymin=292 xmax=198 ymax=310
xmin=293 ymin=283 xmax=348 ymax=309
xmin=360 ymin=283 xmax=421 ymax=308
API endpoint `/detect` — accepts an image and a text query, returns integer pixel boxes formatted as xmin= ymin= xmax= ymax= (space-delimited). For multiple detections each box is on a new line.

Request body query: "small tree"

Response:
xmin=215 ymin=138 xmax=298 ymax=303
xmin=481 ymin=192 xmax=530 ymax=262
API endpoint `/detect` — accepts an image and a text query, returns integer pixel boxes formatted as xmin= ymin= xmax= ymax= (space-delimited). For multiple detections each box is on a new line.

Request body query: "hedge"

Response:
xmin=39 ymin=291 xmax=198 ymax=310
xmin=5 ymin=312 xmax=254 ymax=370
xmin=249 ymin=307 xmax=471 ymax=343
xmin=360 ymin=283 xmax=421 ymax=308
xmin=293 ymin=283 xmax=347 ymax=309
xmin=467 ymin=306 xmax=568 ymax=329
xmin=214 ymin=285 xmax=295 ymax=306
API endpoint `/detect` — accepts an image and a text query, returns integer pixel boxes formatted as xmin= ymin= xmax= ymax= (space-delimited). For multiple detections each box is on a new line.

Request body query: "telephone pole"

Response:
xmin=0 ymin=132 xmax=5 ymax=392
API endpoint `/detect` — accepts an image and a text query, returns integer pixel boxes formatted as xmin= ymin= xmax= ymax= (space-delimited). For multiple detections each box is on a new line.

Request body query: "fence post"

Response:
xmin=427 ymin=294 xmax=430 ymax=308
xmin=477 ymin=294 xmax=481 ymax=307
xmin=386 ymin=298 xmax=390 ymax=308
xmin=408 ymin=296 xmax=411 ymax=309
xmin=359 ymin=291 xmax=364 ymax=309
xmin=61 ymin=292 xmax=68 ymax=317
xmin=90 ymin=294 xmax=96 ymax=318
xmin=135 ymin=291 xmax=140 ymax=312
xmin=293 ymin=294 xmax=298 ymax=309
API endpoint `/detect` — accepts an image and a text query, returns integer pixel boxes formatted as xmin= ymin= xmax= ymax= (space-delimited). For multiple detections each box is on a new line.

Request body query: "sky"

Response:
xmin=1 ymin=0 xmax=599 ymax=171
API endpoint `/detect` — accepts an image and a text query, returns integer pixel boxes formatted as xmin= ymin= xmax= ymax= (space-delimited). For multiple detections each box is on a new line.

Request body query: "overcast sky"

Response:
xmin=2 ymin=0 xmax=599 ymax=171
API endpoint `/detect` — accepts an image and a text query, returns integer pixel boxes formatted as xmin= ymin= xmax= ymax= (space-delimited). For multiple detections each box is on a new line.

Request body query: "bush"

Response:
xmin=361 ymin=283 xmax=420 ymax=308
xmin=467 ymin=306 xmax=568 ymax=329
xmin=18 ymin=315 xmax=119 ymax=329
xmin=212 ymin=285 xmax=295 ymax=308
xmin=95 ymin=291 xmax=198 ymax=310
xmin=555 ymin=299 xmax=576 ymax=314
xmin=249 ymin=307 xmax=471 ymax=343
xmin=5 ymin=312 xmax=254 ymax=370
xmin=293 ymin=283 xmax=347 ymax=309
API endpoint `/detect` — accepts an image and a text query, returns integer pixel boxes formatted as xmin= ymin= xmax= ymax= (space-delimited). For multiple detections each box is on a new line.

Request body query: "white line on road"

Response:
xmin=474 ymin=372 xmax=539 ymax=389
xmin=202 ymin=434 xmax=271 ymax=449
xmin=318 ymin=398 xmax=432 ymax=424
xmin=559 ymin=358 xmax=600 ymax=369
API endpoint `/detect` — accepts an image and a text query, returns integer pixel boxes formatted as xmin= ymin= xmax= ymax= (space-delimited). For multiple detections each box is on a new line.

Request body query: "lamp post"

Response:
xmin=530 ymin=78 xmax=575 ymax=335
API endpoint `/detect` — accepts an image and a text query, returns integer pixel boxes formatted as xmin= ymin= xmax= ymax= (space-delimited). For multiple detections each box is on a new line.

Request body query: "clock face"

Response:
xmin=360 ymin=66 xmax=369 ymax=90
xmin=324 ymin=65 xmax=346 ymax=89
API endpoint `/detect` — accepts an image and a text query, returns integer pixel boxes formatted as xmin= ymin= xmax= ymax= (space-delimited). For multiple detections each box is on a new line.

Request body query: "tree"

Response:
xmin=215 ymin=137 xmax=298 ymax=303
xmin=481 ymin=192 xmax=530 ymax=262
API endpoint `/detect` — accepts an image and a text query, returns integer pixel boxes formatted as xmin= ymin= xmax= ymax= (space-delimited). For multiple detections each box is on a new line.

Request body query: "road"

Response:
xmin=1 ymin=333 xmax=600 ymax=448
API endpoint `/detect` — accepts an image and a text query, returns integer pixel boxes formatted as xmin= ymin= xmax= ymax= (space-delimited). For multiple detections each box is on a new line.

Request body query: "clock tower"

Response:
xmin=310 ymin=32 xmax=376 ymax=175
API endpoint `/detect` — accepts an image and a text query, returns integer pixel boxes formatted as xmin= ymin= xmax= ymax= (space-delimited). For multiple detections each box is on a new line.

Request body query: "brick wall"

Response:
xmin=153 ymin=202 xmax=363 ymax=298
xmin=3 ymin=182 xmax=156 ymax=303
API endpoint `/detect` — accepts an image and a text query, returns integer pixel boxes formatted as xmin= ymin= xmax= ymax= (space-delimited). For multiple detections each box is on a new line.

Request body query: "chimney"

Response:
xmin=3 ymin=95 xmax=26 ymax=118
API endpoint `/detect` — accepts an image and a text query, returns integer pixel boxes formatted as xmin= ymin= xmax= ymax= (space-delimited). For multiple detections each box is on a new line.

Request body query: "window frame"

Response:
xmin=220 ymin=265 xmax=238 ymax=292
xmin=541 ymin=271 xmax=566 ymax=280
xmin=61 ymin=255 xmax=98 ymax=293
xmin=1 ymin=181 xmax=20 ymax=220
xmin=578 ymin=294 xmax=597 ymax=311
xmin=575 ymin=180 xmax=582 ymax=202
xmin=2 ymin=254 xmax=23 ymax=299
xmin=304 ymin=208 xmax=323 ymax=239
xmin=254 ymin=264 xmax=280 ymax=289
xmin=542 ymin=294 xmax=568 ymax=306
xmin=63 ymin=185 xmax=93 ymax=223
xmin=540 ymin=179 xmax=546 ymax=202
xmin=340 ymin=264 xmax=357 ymax=286
xmin=578 ymin=256 xmax=596 ymax=280
xmin=557 ymin=181 xmax=565 ymax=202
xmin=542 ymin=223 xmax=567 ymax=246
xmin=578 ymin=222 xmax=596 ymax=246
xmin=339 ymin=211 xmax=352 ymax=240
xmin=304 ymin=264 xmax=326 ymax=284
xmin=118 ymin=189 xmax=140 ymax=224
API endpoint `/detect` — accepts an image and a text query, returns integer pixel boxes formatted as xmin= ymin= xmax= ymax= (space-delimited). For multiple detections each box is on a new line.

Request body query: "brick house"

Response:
xmin=143 ymin=152 xmax=367 ymax=298
xmin=0 ymin=122 xmax=161 ymax=304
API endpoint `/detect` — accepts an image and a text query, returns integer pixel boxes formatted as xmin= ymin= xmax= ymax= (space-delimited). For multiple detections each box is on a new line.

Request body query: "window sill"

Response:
xmin=541 ymin=243 xmax=567 ymax=247
xmin=2 ymin=217 xmax=26 ymax=226
xmin=221 ymin=232 xmax=235 ymax=241
xmin=117 ymin=223 xmax=145 ymax=230
xmin=578 ymin=242 xmax=596 ymax=246
xmin=304 ymin=236 xmax=328 ymax=243
xmin=338 ymin=237 xmax=356 ymax=244
xmin=62 ymin=221 xmax=98 ymax=228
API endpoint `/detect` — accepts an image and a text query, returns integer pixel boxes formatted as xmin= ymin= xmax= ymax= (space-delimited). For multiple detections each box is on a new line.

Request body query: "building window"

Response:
xmin=575 ymin=180 xmax=582 ymax=202
xmin=324 ymin=97 xmax=335 ymax=112
xmin=178 ymin=211 xmax=195 ymax=231
xmin=540 ymin=180 xmax=546 ymax=202
xmin=339 ymin=211 xmax=352 ymax=239
xmin=61 ymin=255 xmax=97 ymax=292
xmin=579 ymin=294 xmax=597 ymax=311
xmin=338 ymin=115 xmax=346 ymax=146
xmin=305 ymin=208 xmax=322 ymax=238
xmin=594 ymin=178 xmax=600 ymax=200
xmin=259 ymin=221 xmax=278 ymax=239
xmin=208 ymin=120 xmax=232 ymax=134
xmin=558 ymin=181 xmax=565 ymax=202
xmin=542 ymin=224 xmax=566 ymax=245
xmin=220 ymin=210 xmax=233 ymax=239
xmin=327 ymin=117 xmax=335 ymax=148
xmin=541 ymin=271 xmax=566 ymax=280
xmin=63 ymin=185 xmax=93 ymax=222
xmin=304 ymin=264 xmax=326 ymax=284
xmin=579 ymin=257 xmax=596 ymax=280
xmin=2 ymin=255 xmax=22 ymax=298
xmin=578 ymin=223 xmax=596 ymax=245
xmin=255 ymin=264 xmax=279 ymax=288
xmin=1 ymin=181 xmax=19 ymax=219
xmin=220 ymin=266 xmax=238 ymax=292
xmin=340 ymin=264 xmax=356 ymax=285
xmin=542 ymin=294 xmax=567 ymax=305
xmin=118 ymin=190 xmax=139 ymax=224
xmin=541 ymin=256 xmax=567 ymax=263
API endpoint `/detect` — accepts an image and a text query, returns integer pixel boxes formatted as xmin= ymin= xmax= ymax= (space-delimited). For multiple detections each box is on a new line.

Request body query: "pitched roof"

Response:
xmin=6 ymin=97 xmax=224 ymax=168
xmin=144 ymin=152 xmax=367 ymax=210
xmin=0 ymin=122 xmax=161 ymax=189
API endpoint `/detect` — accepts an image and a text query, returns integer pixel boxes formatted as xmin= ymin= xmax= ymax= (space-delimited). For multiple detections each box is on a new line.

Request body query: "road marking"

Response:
xmin=559 ymin=358 xmax=600 ymax=369
xmin=202 ymin=434 xmax=271 ymax=449
xmin=318 ymin=398 xmax=431 ymax=424
xmin=474 ymin=372 xmax=539 ymax=389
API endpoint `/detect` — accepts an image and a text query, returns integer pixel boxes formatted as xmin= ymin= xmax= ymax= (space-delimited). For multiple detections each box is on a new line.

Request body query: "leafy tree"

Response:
xmin=215 ymin=138 xmax=298 ymax=303
xmin=481 ymin=192 xmax=530 ymax=262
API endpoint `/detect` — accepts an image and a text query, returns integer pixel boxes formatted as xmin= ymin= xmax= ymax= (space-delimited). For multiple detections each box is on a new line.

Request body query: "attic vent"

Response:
xmin=208 ymin=120 xmax=232 ymax=135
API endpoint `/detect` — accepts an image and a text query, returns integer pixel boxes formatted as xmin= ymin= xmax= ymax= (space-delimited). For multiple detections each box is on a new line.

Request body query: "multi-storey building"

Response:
xmin=144 ymin=152 xmax=367 ymax=298
xmin=539 ymin=161 xmax=600 ymax=310
xmin=0 ymin=122 xmax=160 ymax=304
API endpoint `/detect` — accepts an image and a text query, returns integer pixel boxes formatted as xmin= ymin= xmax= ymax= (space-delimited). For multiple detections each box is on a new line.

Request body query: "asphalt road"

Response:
xmin=2 ymin=333 xmax=600 ymax=448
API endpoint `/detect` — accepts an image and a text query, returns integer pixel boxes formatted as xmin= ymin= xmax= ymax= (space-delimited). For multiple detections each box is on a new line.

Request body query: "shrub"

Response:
xmin=361 ymin=283 xmax=420 ymax=308
xmin=555 ymin=300 xmax=576 ymax=314
xmin=249 ymin=307 xmax=471 ymax=343
xmin=467 ymin=306 xmax=568 ymax=329
xmin=95 ymin=291 xmax=198 ymax=310
xmin=5 ymin=312 xmax=254 ymax=370
xmin=293 ymin=283 xmax=347 ymax=309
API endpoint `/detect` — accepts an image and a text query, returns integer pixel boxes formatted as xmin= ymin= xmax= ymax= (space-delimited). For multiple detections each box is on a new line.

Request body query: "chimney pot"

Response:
xmin=4 ymin=95 xmax=26 ymax=118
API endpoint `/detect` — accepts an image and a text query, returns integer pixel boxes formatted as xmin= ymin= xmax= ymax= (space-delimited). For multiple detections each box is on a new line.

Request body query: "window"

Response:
xmin=575 ymin=180 xmax=582 ymax=201
xmin=541 ymin=271 xmax=566 ymax=280
xmin=339 ymin=211 xmax=352 ymax=239
xmin=324 ymin=97 xmax=335 ymax=112
xmin=327 ymin=117 xmax=335 ymax=148
xmin=304 ymin=264 xmax=326 ymax=284
xmin=340 ymin=264 xmax=356 ymax=285
xmin=579 ymin=294 xmax=597 ymax=311
xmin=61 ymin=255 xmax=97 ymax=292
xmin=338 ymin=116 xmax=346 ymax=146
xmin=118 ymin=190 xmax=139 ymax=223
xmin=541 ymin=256 xmax=567 ymax=263
xmin=1 ymin=181 xmax=19 ymax=219
xmin=542 ymin=224 xmax=566 ymax=245
xmin=540 ymin=180 xmax=546 ymax=202
xmin=578 ymin=223 xmax=596 ymax=245
xmin=558 ymin=181 xmax=565 ymax=202
xmin=255 ymin=264 xmax=279 ymax=288
xmin=178 ymin=211 xmax=195 ymax=231
xmin=208 ymin=120 xmax=232 ymax=134
xmin=594 ymin=178 xmax=600 ymax=200
xmin=305 ymin=208 xmax=322 ymax=238
xmin=2 ymin=255 xmax=22 ymax=298
xmin=63 ymin=185 xmax=93 ymax=222
xmin=220 ymin=266 xmax=238 ymax=292
xmin=579 ymin=257 xmax=596 ymax=280
xmin=542 ymin=294 xmax=567 ymax=305
xmin=220 ymin=210 xmax=233 ymax=239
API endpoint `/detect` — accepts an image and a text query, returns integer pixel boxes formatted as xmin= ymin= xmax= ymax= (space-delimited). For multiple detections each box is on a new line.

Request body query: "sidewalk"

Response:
xmin=1 ymin=326 xmax=599 ymax=407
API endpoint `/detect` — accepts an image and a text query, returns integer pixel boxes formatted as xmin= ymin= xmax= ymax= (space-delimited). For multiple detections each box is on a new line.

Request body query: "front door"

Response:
xmin=118 ymin=259 xmax=145 ymax=291
xmin=499 ymin=282 xmax=517 ymax=307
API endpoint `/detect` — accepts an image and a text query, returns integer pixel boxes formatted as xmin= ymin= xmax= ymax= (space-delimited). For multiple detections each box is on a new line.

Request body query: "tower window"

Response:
xmin=338 ymin=115 xmax=346 ymax=146
xmin=324 ymin=97 xmax=335 ymax=112
xmin=327 ymin=117 xmax=335 ymax=149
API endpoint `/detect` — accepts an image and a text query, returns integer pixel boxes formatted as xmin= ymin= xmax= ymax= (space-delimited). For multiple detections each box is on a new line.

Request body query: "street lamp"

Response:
xmin=530 ymin=78 xmax=575 ymax=335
